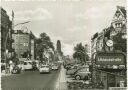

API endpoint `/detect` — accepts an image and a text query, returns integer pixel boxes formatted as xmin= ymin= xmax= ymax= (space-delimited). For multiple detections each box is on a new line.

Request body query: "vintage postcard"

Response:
xmin=1 ymin=0 xmax=127 ymax=90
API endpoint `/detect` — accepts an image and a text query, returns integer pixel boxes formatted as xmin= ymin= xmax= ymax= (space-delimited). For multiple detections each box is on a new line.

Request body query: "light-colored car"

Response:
xmin=74 ymin=68 xmax=91 ymax=80
xmin=23 ymin=61 xmax=33 ymax=70
xmin=52 ymin=65 xmax=58 ymax=70
xmin=39 ymin=65 xmax=50 ymax=73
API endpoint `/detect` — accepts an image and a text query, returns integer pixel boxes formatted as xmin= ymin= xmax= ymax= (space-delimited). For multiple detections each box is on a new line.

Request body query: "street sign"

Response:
xmin=95 ymin=52 xmax=125 ymax=65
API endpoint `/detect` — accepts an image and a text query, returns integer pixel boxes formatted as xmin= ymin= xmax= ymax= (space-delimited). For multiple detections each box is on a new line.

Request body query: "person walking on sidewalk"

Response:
xmin=9 ymin=64 xmax=14 ymax=74
xmin=9 ymin=60 xmax=14 ymax=74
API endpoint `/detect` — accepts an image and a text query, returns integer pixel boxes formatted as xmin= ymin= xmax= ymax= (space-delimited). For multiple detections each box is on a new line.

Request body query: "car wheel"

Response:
xmin=75 ymin=75 xmax=81 ymax=80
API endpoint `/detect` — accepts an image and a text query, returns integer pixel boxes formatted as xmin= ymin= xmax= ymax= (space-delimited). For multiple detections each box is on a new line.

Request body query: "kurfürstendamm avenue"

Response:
xmin=1 ymin=0 xmax=127 ymax=90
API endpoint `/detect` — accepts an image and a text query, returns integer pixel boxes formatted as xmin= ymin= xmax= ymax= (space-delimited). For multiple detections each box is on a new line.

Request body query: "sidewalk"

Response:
xmin=55 ymin=65 xmax=68 ymax=90
xmin=1 ymin=70 xmax=12 ymax=77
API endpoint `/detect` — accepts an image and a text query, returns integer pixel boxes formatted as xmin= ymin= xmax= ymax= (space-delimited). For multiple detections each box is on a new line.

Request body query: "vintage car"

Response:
xmin=39 ymin=65 xmax=50 ymax=74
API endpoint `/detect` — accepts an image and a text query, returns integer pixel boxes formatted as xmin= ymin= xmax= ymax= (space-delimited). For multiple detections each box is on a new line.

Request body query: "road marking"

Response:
xmin=55 ymin=66 xmax=67 ymax=90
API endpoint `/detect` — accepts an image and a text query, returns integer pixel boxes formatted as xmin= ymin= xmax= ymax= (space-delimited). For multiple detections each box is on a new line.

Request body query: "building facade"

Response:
xmin=30 ymin=39 xmax=35 ymax=60
xmin=111 ymin=6 xmax=126 ymax=36
xmin=91 ymin=6 xmax=127 ymax=88
xmin=1 ymin=7 xmax=13 ymax=61
xmin=91 ymin=6 xmax=126 ymax=55
xmin=12 ymin=30 xmax=31 ymax=59
xmin=110 ymin=6 xmax=127 ymax=53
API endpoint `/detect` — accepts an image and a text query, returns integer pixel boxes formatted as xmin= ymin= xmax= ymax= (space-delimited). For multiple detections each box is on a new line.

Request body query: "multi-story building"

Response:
xmin=12 ymin=30 xmax=36 ymax=60
xmin=110 ymin=6 xmax=127 ymax=53
xmin=91 ymin=6 xmax=127 ymax=88
xmin=96 ymin=31 xmax=105 ymax=52
xmin=111 ymin=6 xmax=126 ymax=37
xmin=12 ymin=30 xmax=31 ymax=59
xmin=1 ymin=7 xmax=13 ymax=61
xmin=92 ymin=6 xmax=126 ymax=54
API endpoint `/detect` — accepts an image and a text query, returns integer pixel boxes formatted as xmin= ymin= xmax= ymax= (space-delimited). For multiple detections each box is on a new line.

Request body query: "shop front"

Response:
xmin=94 ymin=52 xmax=126 ymax=89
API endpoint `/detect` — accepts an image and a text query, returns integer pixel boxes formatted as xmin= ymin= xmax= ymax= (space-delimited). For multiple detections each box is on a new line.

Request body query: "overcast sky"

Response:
xmin=2 ymin=0 xmax=126 ymax=56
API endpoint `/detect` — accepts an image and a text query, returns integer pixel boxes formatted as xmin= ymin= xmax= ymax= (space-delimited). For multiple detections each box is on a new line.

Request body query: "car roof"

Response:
xmin=24 ymin=61 xmax=32 ymax=62
xmin=41 ymin=65 xmax=49 ymax=66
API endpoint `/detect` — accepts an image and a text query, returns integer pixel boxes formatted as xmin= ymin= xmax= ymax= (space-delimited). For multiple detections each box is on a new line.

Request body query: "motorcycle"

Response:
xmin=11 ymin=65 xmax=21 ymax=74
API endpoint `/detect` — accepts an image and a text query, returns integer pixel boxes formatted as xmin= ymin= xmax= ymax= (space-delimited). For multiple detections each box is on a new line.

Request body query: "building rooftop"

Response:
xmin=13 ymin=30 xmax=30 ymax=34
xmin=117 ymin=6 xmax=126 ymax=18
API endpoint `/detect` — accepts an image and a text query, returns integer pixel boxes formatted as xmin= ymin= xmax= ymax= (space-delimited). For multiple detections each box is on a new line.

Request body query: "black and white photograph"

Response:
xmin=1 ymin=0 xmax=127 ymax=90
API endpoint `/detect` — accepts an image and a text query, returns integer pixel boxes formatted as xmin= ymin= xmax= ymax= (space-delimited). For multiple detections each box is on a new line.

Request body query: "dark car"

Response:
xmin=32 ymin=61 xmax=37 ymax=70
xmin=74 ymin=67 xmax=91 ymax=80
xmin=11 ymin=65 xmax=21 ymax=74
xmin=65 ymin=64 xmax=74 ymax=70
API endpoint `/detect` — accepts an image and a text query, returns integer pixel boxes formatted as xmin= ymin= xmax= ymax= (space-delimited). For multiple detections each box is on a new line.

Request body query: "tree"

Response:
xmin=36 ymin=33 xmax=54 ymax=62
xmin=73 ymin=43 xmax=89 ymax=63
xmin=113 ymin=33 xmax=126 ymax=53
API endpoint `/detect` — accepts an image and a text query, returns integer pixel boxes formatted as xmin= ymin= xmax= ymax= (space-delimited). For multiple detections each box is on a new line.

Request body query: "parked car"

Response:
xmin=39 ymin=65 xmax=50 ymax=74
xmin=11 ymin=65 xmax=21 ymax=74
xmin=66 ymin=65 xmax=79 ymax=75
xmin=65 ymin=64 xmax=74 ymax=70
xmin=74 ymin=68 xmax=91 ymax=80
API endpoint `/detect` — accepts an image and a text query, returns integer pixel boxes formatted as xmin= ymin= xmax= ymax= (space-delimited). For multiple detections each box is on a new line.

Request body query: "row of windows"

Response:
xmin=12 ymin=43 xmax=29 ymax=45
xmin=115 ymin=23 xmax=122 ymax=28
xmin=12 ymin=48 xmax=29 ymax=50
xmin=14 ymin=37 xmax=29 ymax=41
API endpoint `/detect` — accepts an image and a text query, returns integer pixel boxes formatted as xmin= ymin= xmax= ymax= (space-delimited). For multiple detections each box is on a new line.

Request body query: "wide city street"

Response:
xmin=1 ymin=70 xmax=60 ymax=90
xmin=1 ymin=0 xmax=127 ymax=90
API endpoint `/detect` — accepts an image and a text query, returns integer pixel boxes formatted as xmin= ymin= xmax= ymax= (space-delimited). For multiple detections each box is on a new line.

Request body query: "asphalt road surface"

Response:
xmin=1 ymin=70 xmax=60 ymax=90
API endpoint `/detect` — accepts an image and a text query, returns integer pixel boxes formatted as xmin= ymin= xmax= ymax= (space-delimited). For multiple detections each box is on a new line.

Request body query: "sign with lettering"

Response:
xmin=95 ymin=52 xmax=125 ymax=65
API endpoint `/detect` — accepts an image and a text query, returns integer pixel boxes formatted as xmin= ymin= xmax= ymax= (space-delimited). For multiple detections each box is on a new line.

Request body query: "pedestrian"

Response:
xmin=10 ymin=63 xmax=14 ymax=74
xmin=6 ymin=64 xmax=10 ymax=74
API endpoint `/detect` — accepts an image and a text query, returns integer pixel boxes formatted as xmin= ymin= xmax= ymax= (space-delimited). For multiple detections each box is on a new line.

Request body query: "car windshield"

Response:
xmin=24 ymin=62 xmax=27 ymax=65
xmin=24 ymin=62 xmax=32 ymax=65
